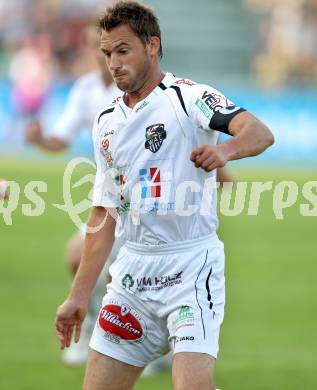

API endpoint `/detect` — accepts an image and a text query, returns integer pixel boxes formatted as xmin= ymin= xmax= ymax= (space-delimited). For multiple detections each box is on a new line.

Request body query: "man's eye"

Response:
xmin=119 ymin=49 xmax=128 ymax=54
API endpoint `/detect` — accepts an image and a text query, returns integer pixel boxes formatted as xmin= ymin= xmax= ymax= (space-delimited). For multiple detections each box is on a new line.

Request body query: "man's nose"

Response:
xmin=109 ymin=54 xmax=121 ymax=71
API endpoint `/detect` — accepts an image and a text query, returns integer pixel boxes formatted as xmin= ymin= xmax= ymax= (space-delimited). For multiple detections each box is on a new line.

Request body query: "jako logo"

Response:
xmin=175 ymin=336 xmax=195 ymax=343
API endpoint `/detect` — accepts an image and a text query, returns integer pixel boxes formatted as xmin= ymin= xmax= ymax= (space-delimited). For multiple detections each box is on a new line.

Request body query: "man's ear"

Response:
xmin=147 ymin=36 xmax=161 ymax=58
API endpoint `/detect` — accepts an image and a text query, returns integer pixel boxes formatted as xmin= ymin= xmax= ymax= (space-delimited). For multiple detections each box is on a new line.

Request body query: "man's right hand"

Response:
xmin=55 ymin=299 xmax=87 ymax=349
xmin=25 ymin=120 xmax=43 ymax=145
xmin=54 ymin=207 xmax=116 ymax=350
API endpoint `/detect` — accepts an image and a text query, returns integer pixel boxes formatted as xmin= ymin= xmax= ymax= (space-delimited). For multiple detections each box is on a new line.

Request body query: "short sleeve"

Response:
xmin=91 ymin=116 xmax=120 ymax=208
xmin=188 ymin=84 xmax=246 ymax=135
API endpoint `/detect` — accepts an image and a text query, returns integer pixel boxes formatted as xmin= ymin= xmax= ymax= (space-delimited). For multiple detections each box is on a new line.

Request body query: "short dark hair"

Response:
xmin=97 ymin=1 xmax=162 ymax=58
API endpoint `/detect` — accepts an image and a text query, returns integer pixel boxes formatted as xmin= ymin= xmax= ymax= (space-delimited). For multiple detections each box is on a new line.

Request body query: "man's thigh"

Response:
xmin=172 ymin=352 xmax=215 ymax=390
xmin=83 ymin=348 xmax=143 ymax=390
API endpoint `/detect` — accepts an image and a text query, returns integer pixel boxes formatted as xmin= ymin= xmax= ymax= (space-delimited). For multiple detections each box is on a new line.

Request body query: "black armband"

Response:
xmin=209 ymin=106 xmax=246 ymax=135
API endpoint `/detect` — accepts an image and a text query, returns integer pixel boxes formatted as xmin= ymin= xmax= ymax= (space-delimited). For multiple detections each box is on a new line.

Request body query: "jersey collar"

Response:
xmin=118 ymin=72 xmax=176 ymax=117
xmin=157 ymin=72 xmax=175 ymax=90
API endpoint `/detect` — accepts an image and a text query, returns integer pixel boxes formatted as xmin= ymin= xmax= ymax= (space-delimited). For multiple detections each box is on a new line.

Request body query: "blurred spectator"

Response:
xmin=0 ymin=0 xmax=113 ymax=81
xmin=0 ymin=0 xmax=114 ymax=150
xmin=246 ymin=0 xmax=317 ymax=88
xmin=9 ymin=35 xmax=54 ymax=116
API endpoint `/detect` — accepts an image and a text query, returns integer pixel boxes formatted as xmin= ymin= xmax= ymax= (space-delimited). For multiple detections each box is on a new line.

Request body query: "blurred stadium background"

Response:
xmin=0 ymin=1 xmax=316 ymax=389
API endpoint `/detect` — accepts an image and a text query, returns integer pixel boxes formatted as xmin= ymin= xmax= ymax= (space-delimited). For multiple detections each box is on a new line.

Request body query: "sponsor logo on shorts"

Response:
xmin=172 ymin=305 xmax=195 ymax=333
xmin=174 ymin=335 xmax=195 ymax=343
xmin=98 ymin=300 xmax=146 ymax=344
xmin=136 ymin=271 xmax=183 ymax=292
xmin=122 ymin=274 xmax=134 ymax=291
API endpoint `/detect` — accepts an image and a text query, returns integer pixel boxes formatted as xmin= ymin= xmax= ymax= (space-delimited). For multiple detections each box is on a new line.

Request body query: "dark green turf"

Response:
xmin=0 ymin=160 xmax=316 ymax=389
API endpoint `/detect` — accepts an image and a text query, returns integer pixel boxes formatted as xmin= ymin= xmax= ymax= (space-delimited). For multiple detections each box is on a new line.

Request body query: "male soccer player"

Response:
xmin=55 ymin=2 xmax=274 ymax=389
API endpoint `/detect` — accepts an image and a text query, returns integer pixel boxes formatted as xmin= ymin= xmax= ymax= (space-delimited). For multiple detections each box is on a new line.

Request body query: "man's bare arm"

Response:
xmin=25 ymin=121 xmax=68 ymax=152
xmin=55 ymin=206 xmax=116 ymax=349
xmin=221 ymin=111 xmax=274 ymax=161
xmin=190 ymin=111 xmax=274 ymax=172
xmin=69 ymin=206 xmax=116 ymax=303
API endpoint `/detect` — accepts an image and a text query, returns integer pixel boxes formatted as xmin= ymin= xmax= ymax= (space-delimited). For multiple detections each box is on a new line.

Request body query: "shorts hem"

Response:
xmin=89 ymin=342 xmax=147 ymax=368
xmin=173 ymin=348 xmax=218 ymax=360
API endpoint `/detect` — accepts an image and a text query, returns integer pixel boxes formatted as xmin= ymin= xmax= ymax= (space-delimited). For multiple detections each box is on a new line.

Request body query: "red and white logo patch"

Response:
xmin=102 ymin=138 xmax=109 ymax=151
xmin=98 ymin=300 xmax=146 ymax=344
xmin=175 ymin=78 xmax=195 ymax=86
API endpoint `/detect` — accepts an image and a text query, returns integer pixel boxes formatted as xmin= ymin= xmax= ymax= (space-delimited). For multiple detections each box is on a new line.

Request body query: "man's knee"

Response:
xmin=83 ymin=349 xmax=142 ymax=390
xmin=172 ymin=352 xmax=215 ymax=390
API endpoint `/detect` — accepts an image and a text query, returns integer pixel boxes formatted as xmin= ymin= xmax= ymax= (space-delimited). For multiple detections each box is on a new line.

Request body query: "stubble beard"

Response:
xmin=116 ymin=57 xmax=151 ymax=93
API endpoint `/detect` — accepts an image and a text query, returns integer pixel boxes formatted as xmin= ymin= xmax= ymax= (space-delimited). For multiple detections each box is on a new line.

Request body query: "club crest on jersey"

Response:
xmin=145 ymin=123 xmax=166 ymax=153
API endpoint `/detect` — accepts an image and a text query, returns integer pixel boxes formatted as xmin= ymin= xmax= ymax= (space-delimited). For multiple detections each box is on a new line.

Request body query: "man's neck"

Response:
xmin=123 ymin=68 xmax=164 ymax=108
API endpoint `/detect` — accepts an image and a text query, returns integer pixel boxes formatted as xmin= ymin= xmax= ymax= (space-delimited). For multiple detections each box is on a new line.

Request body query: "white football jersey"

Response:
xmin=51 ymin=71 xmax=120 ymax=144
xmin=92 ymin=73 xmax=245 ymax=245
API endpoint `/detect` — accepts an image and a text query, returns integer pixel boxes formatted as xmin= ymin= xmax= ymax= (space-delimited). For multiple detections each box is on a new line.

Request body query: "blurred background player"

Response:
xmin=0 ymin=179 xmax=9 ymax=200
xmin=24 ymin=25 xmax=121 ymax=366
xmin=25 ymin=26 xmax=119 ymax=152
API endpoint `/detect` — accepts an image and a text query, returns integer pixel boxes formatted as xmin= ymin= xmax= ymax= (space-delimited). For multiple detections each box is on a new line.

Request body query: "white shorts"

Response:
xmin=89 ymin=234 xmax=225 ymax=367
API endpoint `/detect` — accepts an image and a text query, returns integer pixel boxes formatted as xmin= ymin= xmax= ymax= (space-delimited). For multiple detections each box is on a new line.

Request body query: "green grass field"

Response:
xmin=0 ymin=159 xmax=316 ymax=390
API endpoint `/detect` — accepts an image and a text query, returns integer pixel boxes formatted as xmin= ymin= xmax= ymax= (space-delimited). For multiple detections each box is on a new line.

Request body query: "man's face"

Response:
xmin=85 ymin=27 xmax=109 ymax=74
xmin=100 ymin=24 xmax=152 ymax=92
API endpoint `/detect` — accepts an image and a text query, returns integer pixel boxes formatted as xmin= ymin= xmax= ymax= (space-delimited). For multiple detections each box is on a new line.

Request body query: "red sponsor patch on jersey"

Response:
xmin=99 ymin=304 xmax=144 ymax=341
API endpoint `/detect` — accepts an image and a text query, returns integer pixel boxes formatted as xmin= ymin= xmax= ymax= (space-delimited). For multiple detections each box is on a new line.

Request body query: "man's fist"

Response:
xmin=190 ymin=144 xmax=228 ymax=172
xmin=25 ymin=120 xmax=43 ymax=144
